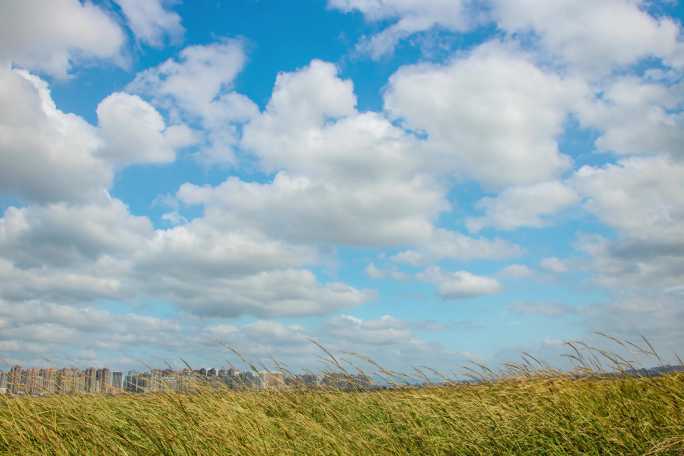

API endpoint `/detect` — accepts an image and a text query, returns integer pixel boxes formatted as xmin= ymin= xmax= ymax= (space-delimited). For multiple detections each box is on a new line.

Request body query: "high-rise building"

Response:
xmin=57 ymin=368 xmax=84 ymax=394
xmin=112 ymin=372 xmax=123 ymax=391
xmin=125 ymin=371 xmax=138 ymax=392
xmin=8 ymin=366 xmax=22 ymax=394
xmin=0 ymin=370 xmax=6 ymax=394
xmin=97 ymin=368 xmax=112 ymax=393
xmin=40 ymin=368 xmax=57 ymax=394
xmin=23 ymin=368 xmax=41 ymax=395
xmin=321 ymin=373 xmax=372 ymax=390
xmin=125 ymin=371 xmax=151 ymax=393
xmin=84 ymin=368 xmax=99 ymax=393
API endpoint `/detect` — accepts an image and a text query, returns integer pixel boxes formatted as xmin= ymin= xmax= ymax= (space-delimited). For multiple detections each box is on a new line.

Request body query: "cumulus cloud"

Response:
xmin=4 ymin=2 xmax=683 ymax=369
xmin=391 ymin=228 xmax=521 ymax=266
xmin=178 ymin=172 xmax=443 ymax=247
xmin=0 ymin=299 xmax=189 ymax=367
xmin=134 ymin=219 xmax=371 ymax=318
xmin=242 ymin=60 xmax=361 ymax=175
xmin=0 ymin=68 xmax=195 ymax=204
xmin=113 ymin=0 xmax=184 ymax=47
xmin=385 ymin=42 xmax=587 ymax=187
xmin=491 ymin=0 xmax=683 ymax=76
xmin=128 ymin=40 xmax=246 ymax=112
xmin=128 ymin=40 xmax=255 ymax=163
xmin=577 ymin=77 xmax=684 ymax=160
xmin=0 ymin=258 xmax=126 ymax=305
xmin=0 ymin=53 xmax=374 ymax=325
xmin=97 ymin=92 xmax=197 ymax=166
xmin=499 ymin=264 xmax=534 ymax=278
xmin=0 ymin=300 xmax=179 ymax=342
xmin=202 ymin=59 xmax=448 ymax=247
xmin=105 ymin=199 xmax=371 ymax=319
xmin=328 ymin=0 xmax=471 ymax=58
xmin=573 ymin=157 xmax=684 ymax=245
xmin=573 ymin=157 xmax=684 ymax=292
xmin=326 ymin=314 xmax=413 ymax=345
xmin=0 ymin=199 xmax=149 ymax=305
xmin=539 ymin=257 xmax=569 ymax=273
xmin=0 ymin=0 xmax=125 ymax=78
xmin=0 ymin=68 xmax=111 ymax=203
xmin=0 ymin=195 xmax=371 ymax=319
xmin=0 ymin=199 xmax=151 ymax=269
xmin=365 ymin=263 xmax=408 ymax=280
xmin=467 ymin=181 xmax=579 ymax=232
xmin=419 ymin=267 xmax=502 ymax=299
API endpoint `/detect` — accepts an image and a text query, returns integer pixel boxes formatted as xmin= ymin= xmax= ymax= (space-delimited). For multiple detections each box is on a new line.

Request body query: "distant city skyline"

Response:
xmin=0 ymin=365 xmax=375 ymax=395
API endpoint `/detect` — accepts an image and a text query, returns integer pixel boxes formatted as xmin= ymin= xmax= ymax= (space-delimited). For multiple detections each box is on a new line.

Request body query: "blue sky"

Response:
xmin=0 ymin=0 xmax=683 ymax=373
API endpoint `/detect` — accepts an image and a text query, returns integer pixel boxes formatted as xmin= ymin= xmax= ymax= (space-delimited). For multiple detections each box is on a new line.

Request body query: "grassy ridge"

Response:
xmin=1 ymin=372 xmax=683 ymax=455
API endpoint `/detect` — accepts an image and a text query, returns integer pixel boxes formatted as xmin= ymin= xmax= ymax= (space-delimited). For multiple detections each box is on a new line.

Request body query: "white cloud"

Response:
xmin=499 ymin=264 xmax=534 ymax=278
xmin=0 ymin=68 xmax=112 ymax=203
xmin=154 ymin=268 xmax=369 ymax=318
xmin=572 ymin=157 xmax=684 ymax=292
xmin=540 ymin=257 xmax=568 ymax=273
xmin=577 ymin=77 xmax=684 ymax=160
xmin=0 ymin=194 xmax=371 ymax=319
xmin=97 ymin=92 xmax=197 ymax=166
xmin=491 ymin=0 xmax=682 ymax=76
xmin=326 ymin=314 xmax=412 ymax=345
xmin=0 ymin=199 xmax=151 ymax=269
xmin=365 ymin=263 xmax=408 ymax=280
xmin=385 ymin=42 xmax=587 ymax=187
xmin=0 ymin=300 xmax=178 ymax=338
xmin=128 ymin=40 xmax=246 ymax=112
xmin=0 ymin=258 xmax=126 ymax=304
xmin=392 ymin=228 xmax=521 ymax=266
xmin=128 ymin=40 xmax=256 ymax=164
xmin=0 ymin=0 xmax=125 ymax=78
xmin=0 ymin=55 xmax=375 ymax=323
xmin=160 ymin=211 xmax=188 ymax=226
xmin=328 ymin=0 xmax=470 ymax=58
xmin=573 ymin=157 xmax=684 ymax=243
xmin=178 ymin=172 xmax=444 ymax=246
xmin=244 ymin=107 xmax=431 ymax=189
xmin=114 ymin=0 xmax=184 ymax=47
xmin=242 ymin=60 xmax=359 ymax=175
xmin=419 ymin=267 xmax=502 ymax=299
xmin=0 ymin=299 xmax=188 ymax=365
xmin=0 ymin=68 xmax=195 ymax=204
xmin=132 ymin=214 xmax=371 ymax=318
xmin=212 ymin=60 xmax=449 ymax=246
xmin=575 ymin=234 xmax=684 ymax=292
xmin=467 ymin=181 xmax=579 ymax=232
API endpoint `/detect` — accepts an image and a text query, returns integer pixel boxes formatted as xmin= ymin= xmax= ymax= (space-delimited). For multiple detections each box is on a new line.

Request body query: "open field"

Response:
xmin=1 ymin=369 xmax=683 ymax=455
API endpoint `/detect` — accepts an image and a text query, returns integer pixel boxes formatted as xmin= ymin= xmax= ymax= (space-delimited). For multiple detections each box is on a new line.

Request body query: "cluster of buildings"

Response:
xmin=0 ymin=366 xmax=122 ymax=395
xmin=0 ymin=365 xmax=372 ymax=396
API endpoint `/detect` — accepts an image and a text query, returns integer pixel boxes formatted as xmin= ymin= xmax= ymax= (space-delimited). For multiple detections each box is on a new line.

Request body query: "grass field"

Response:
xmin=1 ymin=367 xmax=683 ymax=455
xmin=2 ymin=337 xmax=684 ymax=455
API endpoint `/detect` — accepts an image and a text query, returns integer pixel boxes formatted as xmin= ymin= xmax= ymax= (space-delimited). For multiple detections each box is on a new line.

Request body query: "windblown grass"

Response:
xmin=1 ymin=339 xmax=683 ymax=455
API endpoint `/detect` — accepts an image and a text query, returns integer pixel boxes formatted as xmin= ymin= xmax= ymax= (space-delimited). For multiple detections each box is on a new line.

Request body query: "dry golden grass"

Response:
xmin=1 ymin=338 xmax=683 ymax=455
